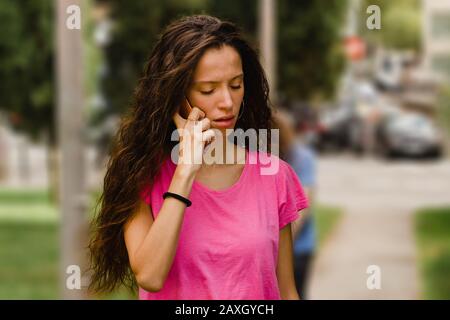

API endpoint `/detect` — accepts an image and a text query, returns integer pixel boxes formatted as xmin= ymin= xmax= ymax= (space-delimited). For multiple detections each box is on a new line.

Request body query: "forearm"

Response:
xmin=281 ymin=290 xmax=300 ymax=300
xmin=134 ymin=166 xmax=195 ymax=290
xmin=277 ymin=224 xmax=301 ymax=300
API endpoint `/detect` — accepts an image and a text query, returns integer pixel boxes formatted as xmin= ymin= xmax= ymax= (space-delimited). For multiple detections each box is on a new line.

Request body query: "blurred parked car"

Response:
xmin=374 ymin=50 xmax=416 ymax=92
xmin=315 ymin=103 xmax=358 ymax=152
xmin=376 ymin=112 xmax=443 ymax=159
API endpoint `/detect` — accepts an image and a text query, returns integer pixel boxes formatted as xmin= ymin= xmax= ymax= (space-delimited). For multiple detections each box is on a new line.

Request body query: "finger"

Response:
xmin=198 ymin=117 xmax=211 ymax=132
xmin=187 ymin=107 xmax=206 ymax=122
xmin=202 ymin=129 xmax=216 ymax=142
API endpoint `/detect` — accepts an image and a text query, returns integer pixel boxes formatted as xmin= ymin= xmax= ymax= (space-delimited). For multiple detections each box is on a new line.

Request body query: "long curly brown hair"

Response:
xmin=88 ymin=14 xmax=274 ymax=295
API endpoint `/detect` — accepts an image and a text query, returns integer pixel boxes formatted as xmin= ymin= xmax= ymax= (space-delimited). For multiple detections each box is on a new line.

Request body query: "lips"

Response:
xmin=215 ymin=115 xmax=235 ymax=121
xmin=213 ymin=115 xmax=235 ymax=128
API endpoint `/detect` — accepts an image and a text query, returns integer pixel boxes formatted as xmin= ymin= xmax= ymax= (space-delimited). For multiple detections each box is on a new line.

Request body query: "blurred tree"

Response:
xmin=208 ymin=0 xmax=258 ymax=44
xmin=94 ymin=0 xmax=210 ymax=125
xmin=277 ymin=0 xmax=348 ymax=102
xmin=0 ymin=0 xmax=350 ymax=143
xmin=99 ymin=0 xmax=347 ymax=118
xmin=0 ymin=0 xmax=94 ymax=201
xmin=0 ymin=0 xmax=54 ymax=143
xmin=359 ymin=0 xmax=421 ymax=51
xmin=0 ymin=0 xmax=56 ymax=197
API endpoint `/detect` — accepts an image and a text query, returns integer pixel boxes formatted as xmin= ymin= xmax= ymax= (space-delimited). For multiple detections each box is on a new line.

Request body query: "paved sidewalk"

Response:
xmin=307 ymin=155 xmax=450 ymax=299
xmin=309 ymin=208 xmax=420 ymax=299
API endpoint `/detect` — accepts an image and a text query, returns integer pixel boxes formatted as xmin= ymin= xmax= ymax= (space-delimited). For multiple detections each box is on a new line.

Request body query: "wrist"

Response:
xmin=163 ymin=192 xmax=192 ymax=207
xmin=167 ymin=166 xmax=195 ymax=198
xmin=168 ymin=165 xmax=196 ymax=199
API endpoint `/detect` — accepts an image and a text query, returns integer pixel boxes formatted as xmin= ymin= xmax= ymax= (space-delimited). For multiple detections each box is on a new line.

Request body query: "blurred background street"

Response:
xmin=0 ymin=0 xmax=449 ymax=299
xmin=311 ymin=154 xmax=450 ymax=299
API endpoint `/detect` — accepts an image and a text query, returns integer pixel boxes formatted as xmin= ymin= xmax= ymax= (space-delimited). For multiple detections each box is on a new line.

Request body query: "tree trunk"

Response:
xmin=56 ymin=0 xmax=89 ymax=299
xmin=0 ymin=122 xmax=8 ymax=181
xmin=259 ymin=0 xmax=277 ymax=103
xmin=47 ymin=139 xmax=60 ymax=205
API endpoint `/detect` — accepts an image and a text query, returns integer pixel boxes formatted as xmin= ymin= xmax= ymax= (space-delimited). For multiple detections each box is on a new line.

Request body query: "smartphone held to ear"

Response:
xmin=179 ymin=98 xmax=193 ymax=120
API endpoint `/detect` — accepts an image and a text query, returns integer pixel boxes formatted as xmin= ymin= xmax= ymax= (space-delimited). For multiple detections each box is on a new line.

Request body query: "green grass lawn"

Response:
xmin=0 ymin=188 xmax=134 ymax=299
xmin=415 ymin=207 xmax=450 ymax=299
xmin=0 ymin=189 xmax=58 ymax=299
xmin=0 ymin=188 xmax=341 ymax=299
xmin=315 ymin=205 xmax=342 ymax=248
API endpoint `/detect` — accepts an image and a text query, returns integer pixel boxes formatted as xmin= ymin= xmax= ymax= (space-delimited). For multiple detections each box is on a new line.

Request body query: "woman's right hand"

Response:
xmin=173 ymin=103 xmax=216 ymax=174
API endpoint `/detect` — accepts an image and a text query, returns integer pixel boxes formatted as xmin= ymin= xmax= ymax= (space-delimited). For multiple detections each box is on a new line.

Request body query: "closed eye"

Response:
xmin=199 ymin=84 xmax=242 ymax=95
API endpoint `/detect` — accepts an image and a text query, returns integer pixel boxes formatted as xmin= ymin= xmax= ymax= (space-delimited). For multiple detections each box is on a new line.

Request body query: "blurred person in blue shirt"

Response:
xmin=273 ymin=107 xmax=317 ymax=300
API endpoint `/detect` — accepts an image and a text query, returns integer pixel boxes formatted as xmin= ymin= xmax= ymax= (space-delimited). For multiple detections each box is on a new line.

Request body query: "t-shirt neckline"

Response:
xmin=192 ymin=148 xmax=249 ymax=194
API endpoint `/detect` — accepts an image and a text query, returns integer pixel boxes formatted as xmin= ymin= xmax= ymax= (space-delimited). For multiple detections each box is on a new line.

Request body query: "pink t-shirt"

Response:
xmin=138 ymin=149 xmax=309 ymax=300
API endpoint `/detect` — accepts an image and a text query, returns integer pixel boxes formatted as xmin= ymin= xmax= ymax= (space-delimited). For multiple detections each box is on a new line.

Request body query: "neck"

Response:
xmin=202 ymin=136 xmax=245 ymax=169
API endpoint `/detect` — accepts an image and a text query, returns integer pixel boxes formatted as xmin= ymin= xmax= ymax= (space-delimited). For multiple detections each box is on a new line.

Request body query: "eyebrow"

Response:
xmin=194 ymin=73 xmax=244 ymax=84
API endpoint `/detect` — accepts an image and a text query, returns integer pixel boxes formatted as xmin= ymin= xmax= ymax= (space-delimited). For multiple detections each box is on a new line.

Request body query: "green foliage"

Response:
xmin=96 ymin=0 xmax=207 ymax=122
xmin=0 ymin=0 xmax=349 ymax=137
xmin=99 ymin=0 xmax=348 ymax=121
xmin=208 ymin=0 xmax=257 ymax=44
xmin=0 ymin=221 xmax=59 ymax=299
xmin=278 ymin=0 xmax=348 ymax=102
xmin=0 ymin=188 xmax=136 ymax=299
xmin=360 ymin=0 xmax=421 ymax=50
xmin=415 ymin=207 xmax=450 ymax=299
xmin=0 ymin=0 xmax=54 ymax=142
xmin=437 ymin=85 xmax=450 ymax=139
xmin=315 ymin=205 xmax=342 ymax=248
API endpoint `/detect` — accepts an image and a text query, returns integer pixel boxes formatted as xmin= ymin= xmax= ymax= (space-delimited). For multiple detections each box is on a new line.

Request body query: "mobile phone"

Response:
xmin=179 ymin=97 xmax=194 ymax=120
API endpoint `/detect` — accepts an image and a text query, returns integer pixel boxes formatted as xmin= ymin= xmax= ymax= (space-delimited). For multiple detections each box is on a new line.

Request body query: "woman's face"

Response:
xmin=186 ymin=45 xmax=244 ymax=135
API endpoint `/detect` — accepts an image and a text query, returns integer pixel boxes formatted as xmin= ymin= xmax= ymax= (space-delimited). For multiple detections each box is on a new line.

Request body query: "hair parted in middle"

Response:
xmin=88 ymin=14 xmax=275 ymax=294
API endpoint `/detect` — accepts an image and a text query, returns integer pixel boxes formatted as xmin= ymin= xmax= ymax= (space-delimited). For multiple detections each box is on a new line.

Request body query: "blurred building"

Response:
xmin=0 ymin=122 xmax=48 ymax=188
xmin=422 ymin=0 xmax=450 ymax=82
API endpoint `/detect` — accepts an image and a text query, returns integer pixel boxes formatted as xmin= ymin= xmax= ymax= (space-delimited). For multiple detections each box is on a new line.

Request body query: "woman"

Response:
xmin=88 ymin=15 xmax=308 ymax=300
xmin=273 ymin=108 xmax=317 ymax=300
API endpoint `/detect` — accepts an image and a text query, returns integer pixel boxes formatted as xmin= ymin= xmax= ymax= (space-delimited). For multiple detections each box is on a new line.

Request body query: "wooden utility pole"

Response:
xmin=259 ymin=0 xmax=277 ymax=104
xmin=0 ymin=117 xmax=7 ymax=181
xmin=56 ymin=0 xmax=89 ymax=299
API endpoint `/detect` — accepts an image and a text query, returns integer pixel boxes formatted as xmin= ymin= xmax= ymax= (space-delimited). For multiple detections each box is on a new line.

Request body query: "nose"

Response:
xmin=218 ymin=87 xmax=233 ymax=110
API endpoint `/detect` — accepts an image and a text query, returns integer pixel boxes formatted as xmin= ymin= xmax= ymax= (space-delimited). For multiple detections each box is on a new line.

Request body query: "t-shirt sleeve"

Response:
xmin=277 ymin=160 xmax=309 ymax=230
xmin=139 ymin=183 xmax=152 ymax=206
